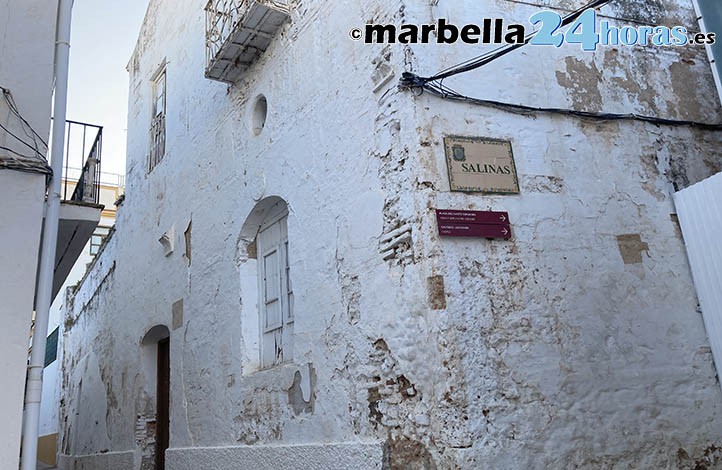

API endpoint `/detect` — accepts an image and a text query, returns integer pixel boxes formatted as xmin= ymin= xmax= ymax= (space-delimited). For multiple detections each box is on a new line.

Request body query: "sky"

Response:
xmin=66 ymin=0 xmax=149 ymax=177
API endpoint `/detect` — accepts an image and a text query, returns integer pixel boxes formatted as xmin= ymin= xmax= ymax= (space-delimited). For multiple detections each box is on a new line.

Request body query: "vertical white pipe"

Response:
xmin=20 ymin=0 xmax=74 ymax=469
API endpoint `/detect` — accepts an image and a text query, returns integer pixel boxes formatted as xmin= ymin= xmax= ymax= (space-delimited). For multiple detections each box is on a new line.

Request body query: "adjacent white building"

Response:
xmin=1 ymin=1 xmax=105 ymax=467
xmin=58 ymin=0 xmax=722 ymax=468
xmin=1 ymin=2 xmax=58 ymax=467
xmin=37 ymin=173 xmax=124 ymax=467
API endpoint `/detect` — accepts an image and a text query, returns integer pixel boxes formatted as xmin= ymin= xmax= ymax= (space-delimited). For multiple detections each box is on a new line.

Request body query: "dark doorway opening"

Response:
xmin=156 ymin=337 xmax=170 ymax=470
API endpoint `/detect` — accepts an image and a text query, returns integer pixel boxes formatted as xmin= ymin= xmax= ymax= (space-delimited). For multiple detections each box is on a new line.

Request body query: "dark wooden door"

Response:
xmin=156 ymin=338 xmax=170 ymax=470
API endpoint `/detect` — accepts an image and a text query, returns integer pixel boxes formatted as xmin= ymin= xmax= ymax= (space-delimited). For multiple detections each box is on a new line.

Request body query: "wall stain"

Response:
xmin=287 ymin=364 xmax=316 ymax=415
xmin=383 ymin=437 xmax=437 ymax=470
xmin=617 ymin=234 xmax=649 ymax=265
xmin=556 ymin=57 xmax=603 ymax=112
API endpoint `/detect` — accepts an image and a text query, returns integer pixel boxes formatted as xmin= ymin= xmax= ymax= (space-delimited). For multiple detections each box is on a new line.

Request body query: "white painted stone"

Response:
xmin=166 ymin=443 xmax=382 ymax=470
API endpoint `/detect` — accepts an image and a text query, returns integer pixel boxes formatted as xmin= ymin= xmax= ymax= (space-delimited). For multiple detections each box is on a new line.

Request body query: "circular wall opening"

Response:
xmin=251 ymin=95 xmax=268 ymax=136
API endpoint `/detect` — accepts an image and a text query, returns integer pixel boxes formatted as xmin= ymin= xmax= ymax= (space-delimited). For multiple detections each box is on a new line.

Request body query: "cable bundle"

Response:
xmin=399 ymin=0 xmax=722 ymax=130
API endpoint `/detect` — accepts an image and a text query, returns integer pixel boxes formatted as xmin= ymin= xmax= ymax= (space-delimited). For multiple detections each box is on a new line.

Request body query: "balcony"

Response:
xmin=61 ymin=120 xmax=103 ymax=204
xmin=44 ymin=120 xmax=105 ymax=302
xmin=205 ymin=0 xmax=290 ymax=83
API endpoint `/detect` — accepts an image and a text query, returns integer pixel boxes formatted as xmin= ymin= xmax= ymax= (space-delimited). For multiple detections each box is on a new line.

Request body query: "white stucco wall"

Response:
xmin=40 ymin=213 xmax=116 ymax=441
xmin=0 ymin=1 xmax=58 ymax=467
xmin=60 ymin=0 xmax=722 ymax=468
xmin=0 ymin=0 xmax=57 ymax=164
xmin=0 ymin=170 xmax=47 ymax=468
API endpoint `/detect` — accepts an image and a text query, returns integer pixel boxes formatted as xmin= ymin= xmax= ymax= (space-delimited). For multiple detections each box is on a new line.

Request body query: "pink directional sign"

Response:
xmin=436 ymin=209 xmax=512 ymax=240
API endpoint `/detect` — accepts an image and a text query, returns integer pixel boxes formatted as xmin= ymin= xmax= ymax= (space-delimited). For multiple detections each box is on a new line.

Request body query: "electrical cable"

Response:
xmin=418 ymin=79 xmax=722 ymax=130
xmin=0 ymin=158 xmax=52 ymax=175
xmin=399 ymin=0 xmax=722 ymax=130
xmin=0 ymin=145 xmax=52 ymax=175
xmin=0 ymin=122 xmax=46 ymax=158
xmin=416 ymin=0 xmax=614 ymax=84
xmin=0 ymin=145 xmax=35 ymax=160
xmin=0 ymin=86 xmax=49 ymax=152
xmin=2 ymin=86 xmax=49 ymax=147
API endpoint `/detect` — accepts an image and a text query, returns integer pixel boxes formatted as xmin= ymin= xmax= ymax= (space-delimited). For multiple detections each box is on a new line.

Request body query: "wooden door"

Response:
xmin=156 ymin=338 xmax=170 ymax=470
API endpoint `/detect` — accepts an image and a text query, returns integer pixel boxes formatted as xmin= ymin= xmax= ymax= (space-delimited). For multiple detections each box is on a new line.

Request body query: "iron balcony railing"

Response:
xmin=61 ymin=120 xmax=102 ymax=205
xmin=205 ymin=0 xmax=246 ymax=66
xmin=204 ymin=0 xmax=290 ymax=83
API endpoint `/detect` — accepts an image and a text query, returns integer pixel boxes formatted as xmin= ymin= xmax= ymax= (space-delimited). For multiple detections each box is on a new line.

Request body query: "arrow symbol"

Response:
xmin=499 ymin=215 xmax=507 ymax=222
xmin=501 ymin=228 xmax=508 ymax=235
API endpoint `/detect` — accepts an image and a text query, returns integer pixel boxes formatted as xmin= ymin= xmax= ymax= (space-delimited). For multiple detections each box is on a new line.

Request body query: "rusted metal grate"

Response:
xmin=204 ymin=0 xmax=290 ymax=83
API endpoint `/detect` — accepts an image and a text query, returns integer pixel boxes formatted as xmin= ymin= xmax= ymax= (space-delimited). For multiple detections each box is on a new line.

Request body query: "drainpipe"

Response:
xmin=20 ymin=0 xmax=74 ymax=469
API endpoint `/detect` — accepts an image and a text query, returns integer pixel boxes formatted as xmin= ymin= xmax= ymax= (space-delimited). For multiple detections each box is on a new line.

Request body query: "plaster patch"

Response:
xmin=639 ymin=153 xmax=666 ymax=202
xmin=172 ymin=299 xmax=184 ymax=330
xmin=366 ymin=338 xmax=421 ymax=429
xmin=184 ymin=220 xmax=192 ymax=265
xmin=371 ymin=48 xmax=394 ymax=93
xmin=159 ymin=225 xmax=174 ymax=256
xmin=383 ymin=437 xmax=436 ymax=470
xmin=556 ymin=57 xmax=603 ymax=112
xmin=616 ymin=234 xmax=649 ymax=265
xmin=427 ymin=275 xmax=446 ymax=310
xmin=287 ymin=364 xmax=316 ymax=415
xmin=669 ymin=61 xmax=703 ymax=122
xmin=340 ymin=274 xmax=361 ymax=324
xmin=522 ymin=175 xmax=564 ymax=194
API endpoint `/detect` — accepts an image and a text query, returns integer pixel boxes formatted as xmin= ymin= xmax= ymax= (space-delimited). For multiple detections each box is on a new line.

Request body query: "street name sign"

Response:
xmin=444 ymin=136 xmax=520 ymax=194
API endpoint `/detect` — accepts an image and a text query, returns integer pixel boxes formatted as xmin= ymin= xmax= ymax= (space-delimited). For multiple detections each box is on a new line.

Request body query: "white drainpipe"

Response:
xmin=20 ymin=0 xmax=74 ymax=469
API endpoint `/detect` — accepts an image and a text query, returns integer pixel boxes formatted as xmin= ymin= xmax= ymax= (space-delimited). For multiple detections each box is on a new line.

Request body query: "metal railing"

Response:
xmin=205 ymin=0 xmax=247 ymax=70
xmin=204 ymin=0 xmax=289 ymax=75
xmin=61 ymin=120 xmax=102 ymax=204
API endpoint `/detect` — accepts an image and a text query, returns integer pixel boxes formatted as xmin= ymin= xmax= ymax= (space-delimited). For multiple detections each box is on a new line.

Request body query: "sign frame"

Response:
xmin=443 ymin=135 xmax=520 ymax=195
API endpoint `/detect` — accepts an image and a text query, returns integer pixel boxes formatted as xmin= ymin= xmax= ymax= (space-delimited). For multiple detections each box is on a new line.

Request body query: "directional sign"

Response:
xmin=436 ymin=209 xmax=512 ymax=240
xmin=436 ymin=210 xmax=508 ymax=225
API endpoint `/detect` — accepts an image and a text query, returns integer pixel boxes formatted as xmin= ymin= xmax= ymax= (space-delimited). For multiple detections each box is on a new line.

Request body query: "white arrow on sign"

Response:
xmin=499 ymin=215 xmax=507 ymax=222
xmin=501 ymin=228 xmax=509 ymax=235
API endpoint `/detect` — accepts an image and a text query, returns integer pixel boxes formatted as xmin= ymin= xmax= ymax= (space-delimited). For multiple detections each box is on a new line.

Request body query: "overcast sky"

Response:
xmin=67 ymin=0 xmax=149 ymax=176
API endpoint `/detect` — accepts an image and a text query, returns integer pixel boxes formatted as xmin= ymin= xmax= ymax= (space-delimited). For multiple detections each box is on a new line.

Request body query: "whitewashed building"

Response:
xmin=37 ymin=173 xmax=124 ymax=467
xmin=59 ymin=0 xmax=722 ymax=469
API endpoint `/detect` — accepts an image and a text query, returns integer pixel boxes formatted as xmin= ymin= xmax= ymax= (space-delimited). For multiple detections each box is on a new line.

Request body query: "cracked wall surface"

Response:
xmin=59 ymin=0 xmax=722 ymax=468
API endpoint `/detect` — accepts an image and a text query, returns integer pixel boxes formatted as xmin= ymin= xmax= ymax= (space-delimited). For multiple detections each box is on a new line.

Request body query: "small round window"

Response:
xmin=251 ymin=95 xmax=268 ymax=136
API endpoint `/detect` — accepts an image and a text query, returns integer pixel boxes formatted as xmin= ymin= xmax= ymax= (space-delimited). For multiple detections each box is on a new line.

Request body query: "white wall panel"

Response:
xmin=676 ymin=172 xmax=722 ymax=388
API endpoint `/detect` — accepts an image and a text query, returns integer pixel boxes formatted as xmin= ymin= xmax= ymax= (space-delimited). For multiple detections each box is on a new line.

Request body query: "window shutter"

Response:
xmin=259 ymin=215 xmax=286 ymax=367
xmin=44 ymin=327 xmax=59 ymax=367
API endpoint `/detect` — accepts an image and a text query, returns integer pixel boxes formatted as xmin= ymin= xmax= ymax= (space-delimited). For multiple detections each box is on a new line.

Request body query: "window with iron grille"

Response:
xmin=148 ymin=68 xmax=166 ymax=172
